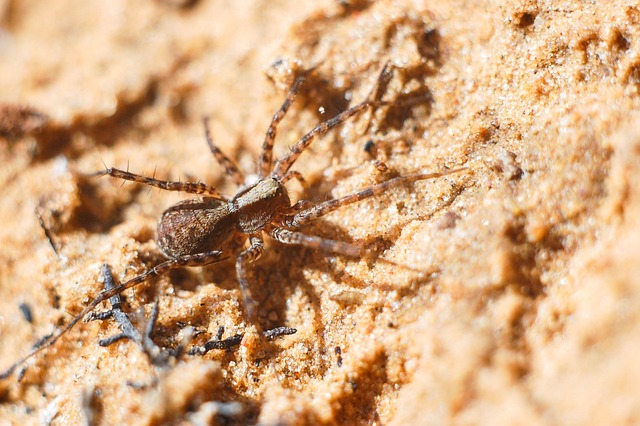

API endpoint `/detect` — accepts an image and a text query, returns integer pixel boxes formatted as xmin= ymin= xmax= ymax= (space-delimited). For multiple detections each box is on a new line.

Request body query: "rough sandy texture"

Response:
xmin=0 ymin=0 xmax=639 ymax=424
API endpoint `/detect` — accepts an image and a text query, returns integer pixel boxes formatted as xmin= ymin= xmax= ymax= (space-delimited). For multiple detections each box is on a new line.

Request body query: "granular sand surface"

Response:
xmin=1 ymin=1 xmax=640 ymax=424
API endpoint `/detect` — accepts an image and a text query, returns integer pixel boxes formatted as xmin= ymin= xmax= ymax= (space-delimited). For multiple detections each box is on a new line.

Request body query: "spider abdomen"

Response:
xmin=157 ymin=197 xmax=236 ymax=258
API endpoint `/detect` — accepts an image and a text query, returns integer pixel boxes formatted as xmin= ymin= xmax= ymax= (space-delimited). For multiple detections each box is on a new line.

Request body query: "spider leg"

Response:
xmin=271 ymin=63 xmax=393 ymax=179
xmin=95 ymin=167 xmax=224 ymax=198
xmin=287 ymin=168 xmax=466 ymax=228
xmin=287 ymin=199 xmax=314 ymax=214
xmin=281 ymin=170 xmax=307 ymax=187
xmin=0 ymin=250 xmax=228 ymax=379
xmin=98 ymin=249 xmax=229 ymax=307
xmin=258 ymin=75 xmax=307 ymax=178
xmin=271 ymin=100 xmax=372 ymax=180
xmin=203 ymin=117 xmax=245 ymax=186
xmin=235 ymin=234 xmax=264 ymax=322
xmin=267 ymin=225 xmax=361 ymax=257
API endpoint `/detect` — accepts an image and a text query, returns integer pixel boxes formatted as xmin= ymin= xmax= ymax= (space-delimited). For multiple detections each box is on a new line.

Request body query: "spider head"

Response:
xmin=231 ymin=178 xmax=290 ymax=233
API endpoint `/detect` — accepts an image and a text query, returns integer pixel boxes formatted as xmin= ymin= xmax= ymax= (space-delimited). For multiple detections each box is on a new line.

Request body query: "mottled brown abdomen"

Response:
xmin=157 ymin=198 xmax=236 ymax=258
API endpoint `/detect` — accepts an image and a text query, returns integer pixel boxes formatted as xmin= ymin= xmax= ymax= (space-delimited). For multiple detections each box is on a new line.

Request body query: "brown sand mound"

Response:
xmin=1 ymin=1 xmax=639 ymax=424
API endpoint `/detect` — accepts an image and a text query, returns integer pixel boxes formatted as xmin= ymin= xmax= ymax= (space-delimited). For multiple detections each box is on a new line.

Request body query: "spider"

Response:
xmin=1 ymin=64 xmax=465 ymax=378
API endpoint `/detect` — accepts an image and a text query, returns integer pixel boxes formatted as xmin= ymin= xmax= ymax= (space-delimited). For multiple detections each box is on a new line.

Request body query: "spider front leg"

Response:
xmin=287 ymin=169 xmax=467 ymax=228
xmin=271 ymin=63 xmax=393 ymax=179
xmin=271 ymin=100 xmax=373 ymax=180
xmin=96 ymin=167 xmax=224 ymax=198
xmin=258 ymin=75 xmax=307 ymax=178
xmin=235 ymin=234 xmax=264 ymax=322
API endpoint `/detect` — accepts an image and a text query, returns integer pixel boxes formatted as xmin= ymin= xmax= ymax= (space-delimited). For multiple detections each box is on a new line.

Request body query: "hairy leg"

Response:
xmin=271 ymin=64 xmax=393 ymax=179
xmin=203 ymin=117 xmax=245 ymax=186
xmin=235 ymin=234 xmax=264 ymax=322
xmin=268 ymin=225 xmax=361 ymax=257
xmin=287 ymin=169 xmax=466 ymax=228
xmin=96 ymin=167 xmax=224 ymax=198
xmin=258 ymin=75 xmax=307 ymax=178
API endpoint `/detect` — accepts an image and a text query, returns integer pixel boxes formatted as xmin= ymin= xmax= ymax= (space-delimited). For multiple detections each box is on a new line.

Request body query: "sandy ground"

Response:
xmin=0 ymin=0 xmax=639 ymax=424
